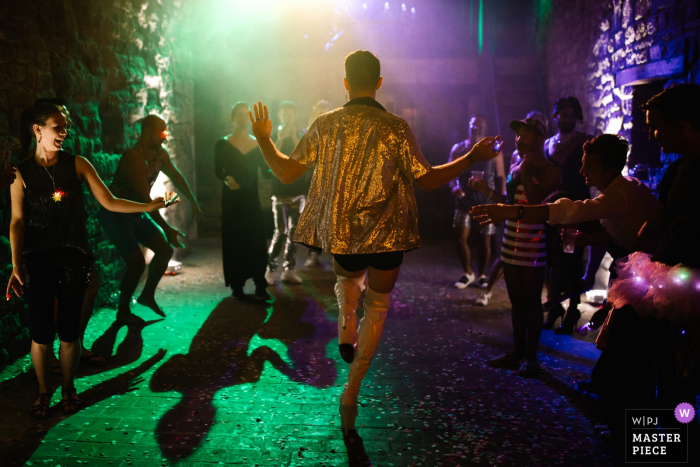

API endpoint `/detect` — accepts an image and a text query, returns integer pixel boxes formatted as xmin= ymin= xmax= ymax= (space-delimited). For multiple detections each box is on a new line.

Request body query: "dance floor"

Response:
xmin=0 ymin=239 xmax=614 ymax=466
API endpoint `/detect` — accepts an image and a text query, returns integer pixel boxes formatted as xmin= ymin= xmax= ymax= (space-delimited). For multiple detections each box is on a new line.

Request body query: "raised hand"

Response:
xmin=249 ymin=102 xmax=273 ymax=140
xmin=470 ymin=136 xmax=501 ymax=162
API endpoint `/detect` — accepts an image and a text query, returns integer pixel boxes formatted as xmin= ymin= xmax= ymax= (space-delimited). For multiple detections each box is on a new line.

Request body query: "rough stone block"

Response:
xmin=10 ymin=64 xmax=24 ymax=83
xmin=0 ymin=46 xmax=16 ymax=64
xmin=636 ymin=0 xmax=651 ymax=20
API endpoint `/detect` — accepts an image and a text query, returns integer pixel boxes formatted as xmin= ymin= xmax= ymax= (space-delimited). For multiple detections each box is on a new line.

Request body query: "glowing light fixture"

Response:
xmin=385 ymin=2 xmax=389 ymax=9
xmin=411 ymin=7 xmax=415 ymax=13
xmin=402 ymin=3 xmax=406 ymax=11
xmin=363 ymin=2 xmax=367 ymax=9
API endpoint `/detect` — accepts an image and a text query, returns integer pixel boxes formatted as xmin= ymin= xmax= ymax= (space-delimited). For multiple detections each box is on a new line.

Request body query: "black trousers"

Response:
xmin=24 ymin=248 xmax=93 ymax=344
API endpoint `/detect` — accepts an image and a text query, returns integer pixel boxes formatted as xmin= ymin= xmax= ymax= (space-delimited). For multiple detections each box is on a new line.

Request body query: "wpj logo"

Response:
xmin=625 ymin=404 xmax=694 ymax=463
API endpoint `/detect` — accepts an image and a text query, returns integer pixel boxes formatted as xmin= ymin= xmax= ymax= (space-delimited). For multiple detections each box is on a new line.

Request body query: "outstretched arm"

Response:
xmin=250 ymin=102 xmax=308 ymax=184
xmin=415 ymin=137 xmax=501 ymax=192
xmin=160 ymin=148 xmax=201 ymax=220
xmin=77 ymin=157 xmax=164 ymax=213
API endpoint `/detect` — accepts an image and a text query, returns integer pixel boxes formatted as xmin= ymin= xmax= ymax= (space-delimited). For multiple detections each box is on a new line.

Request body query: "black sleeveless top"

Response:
xmin=18 ymin=152 xmax=92 ymax=258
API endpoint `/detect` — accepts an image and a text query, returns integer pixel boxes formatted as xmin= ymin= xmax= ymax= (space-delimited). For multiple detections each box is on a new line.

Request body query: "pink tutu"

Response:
xmin=607 ymin=252 xmax=700 ymax=326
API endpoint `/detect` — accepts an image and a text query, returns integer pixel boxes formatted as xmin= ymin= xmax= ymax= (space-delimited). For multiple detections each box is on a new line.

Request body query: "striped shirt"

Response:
xmin=501 ymin=184 xmax=547 ymax=267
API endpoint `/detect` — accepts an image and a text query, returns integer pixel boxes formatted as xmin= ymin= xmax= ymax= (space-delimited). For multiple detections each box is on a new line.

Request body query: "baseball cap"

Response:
xmin=509 ymin=117 xmax=546 ymax=137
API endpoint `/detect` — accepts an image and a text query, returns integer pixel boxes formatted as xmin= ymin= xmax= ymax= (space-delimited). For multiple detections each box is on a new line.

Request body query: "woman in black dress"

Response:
xmin=8 ymin=103 xmax=164 ymax=418
xmin=215 ymin=102 xmax=271 ymax=300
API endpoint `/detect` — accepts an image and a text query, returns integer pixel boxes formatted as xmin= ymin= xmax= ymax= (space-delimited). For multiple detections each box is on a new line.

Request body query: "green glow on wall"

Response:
xmin=536 ymin=0 xmax=553 ymax=21
xmin=478 ymin=0 xmax=484 ymax=54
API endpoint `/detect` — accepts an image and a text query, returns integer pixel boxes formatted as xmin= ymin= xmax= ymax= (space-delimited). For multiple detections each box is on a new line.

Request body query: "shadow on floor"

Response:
xmin=150 ymin=288 xmax=338 ymax=461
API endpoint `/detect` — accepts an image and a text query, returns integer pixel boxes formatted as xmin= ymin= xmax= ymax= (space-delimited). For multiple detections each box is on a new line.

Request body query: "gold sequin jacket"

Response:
xmin=289 ymin=97 xmax=429 ymax=254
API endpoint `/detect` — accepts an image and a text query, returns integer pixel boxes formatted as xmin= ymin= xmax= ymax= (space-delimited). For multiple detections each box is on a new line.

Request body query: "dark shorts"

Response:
xmin=333 ymin=251 xmax=404 ymax=272
xmin=97 ymin=208 xmax=164 ymax=256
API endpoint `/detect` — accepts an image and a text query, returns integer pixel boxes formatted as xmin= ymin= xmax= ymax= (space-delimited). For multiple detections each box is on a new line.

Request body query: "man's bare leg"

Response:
xmin=136 ymin=232 xmax=173 ymax=317
xmin=478 ymin=233 xmax=492 ymax=278
xmin=456 ymin=224 xmax=473 ymax=276
xmin=117 ymin=249 xmax=146 ymax=324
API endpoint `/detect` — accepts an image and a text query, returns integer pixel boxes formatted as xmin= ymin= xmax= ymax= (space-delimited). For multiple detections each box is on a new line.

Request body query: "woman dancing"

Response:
xmin=8 ymin=103 xmax=164 ymax=419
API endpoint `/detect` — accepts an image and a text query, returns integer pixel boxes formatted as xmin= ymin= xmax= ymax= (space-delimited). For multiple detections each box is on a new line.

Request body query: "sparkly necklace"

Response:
xmin=554 ymin=131 xmax=577 ymax=149
xmin=37 ymin=155 xmax=64 ymax=202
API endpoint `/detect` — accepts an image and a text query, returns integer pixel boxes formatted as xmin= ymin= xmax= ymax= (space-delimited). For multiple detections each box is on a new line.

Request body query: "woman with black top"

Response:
xmin=7 ymin=103 xmax=164 ymax=419
xmin=214 ymin=102 xmax=271 ymax=300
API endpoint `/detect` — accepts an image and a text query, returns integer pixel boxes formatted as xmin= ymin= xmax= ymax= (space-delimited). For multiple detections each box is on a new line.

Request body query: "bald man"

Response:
xmin=97 ymin=115 xmax=200 ymax=323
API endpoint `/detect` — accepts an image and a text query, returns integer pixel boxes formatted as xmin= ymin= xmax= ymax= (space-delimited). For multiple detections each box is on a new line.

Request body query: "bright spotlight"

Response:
xmin=402 ymin=3 xmax=406 ymax=11
xmin=363 ymin=2 xmax=367 ymax=9
xmin=411 ymin=7 xmax=415 ymax=13
xmin=385 ymin=2 xmax=389 ymax=9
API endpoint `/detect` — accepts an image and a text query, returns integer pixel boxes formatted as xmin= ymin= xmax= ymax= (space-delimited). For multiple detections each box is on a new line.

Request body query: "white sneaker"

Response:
xmin=281 ymin=268 xmax=303 ymax=284
xmin=304 ymin=251 xmax=319 ymax=267
xmin=475 ymin=291 xmax=492 ymax=306
xmin=454 ymin=272 xmax=476 ymax=289
xmin=264 ymin=268 xmax=275 ymax=286
xmin=478 ymin=275 xmax=488 ymax=289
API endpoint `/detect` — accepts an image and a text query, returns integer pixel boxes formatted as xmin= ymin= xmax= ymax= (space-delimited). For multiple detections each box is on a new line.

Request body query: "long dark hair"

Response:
xmin=18 ymin=103 xmax=62 ymax=161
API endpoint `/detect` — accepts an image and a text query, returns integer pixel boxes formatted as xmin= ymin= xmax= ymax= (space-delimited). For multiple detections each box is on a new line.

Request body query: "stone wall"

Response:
xmin=545 ymin=0 xmax=700 ymax=152
xmin=0 ymin=0 xmax=194 ymax=369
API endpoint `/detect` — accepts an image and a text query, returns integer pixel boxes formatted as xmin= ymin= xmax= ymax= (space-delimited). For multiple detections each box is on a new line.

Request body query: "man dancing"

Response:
xmin=250 ymin=50 xmax=500 ymax=435
xmin=98 ymin=115 xmax=200 ymax=323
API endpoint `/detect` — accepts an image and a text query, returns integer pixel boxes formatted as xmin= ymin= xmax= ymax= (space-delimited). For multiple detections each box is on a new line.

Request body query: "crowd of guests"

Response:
xmin=3 ymin=48 xmax=698 ymax=464
xmin=460 ymin=86 xmax=699 ymax=459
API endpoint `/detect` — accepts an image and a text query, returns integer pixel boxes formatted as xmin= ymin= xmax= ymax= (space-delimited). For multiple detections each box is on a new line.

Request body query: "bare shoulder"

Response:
xmin=74 ymin=155 xmax=90 ymax=169
xmin=159 ymin=145 xmax=171 ymax=160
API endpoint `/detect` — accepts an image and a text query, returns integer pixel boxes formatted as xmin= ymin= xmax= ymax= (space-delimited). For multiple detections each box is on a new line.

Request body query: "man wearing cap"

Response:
xmin=473 ymin=116 xmax=561 ymax=377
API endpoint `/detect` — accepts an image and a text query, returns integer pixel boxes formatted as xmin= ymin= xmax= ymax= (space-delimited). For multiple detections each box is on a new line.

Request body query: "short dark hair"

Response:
xmin=583 ymin=134 xmax=629 ymax=173
xmin=278 ymin=100 xmax=296 ymax=112
xmin=552 ymin=95 xmax=583 ymax=120
xmin=641 ymin=83 xmax=700 ymax=130
xmin=344 ymin=50 xmax=381 ymax=91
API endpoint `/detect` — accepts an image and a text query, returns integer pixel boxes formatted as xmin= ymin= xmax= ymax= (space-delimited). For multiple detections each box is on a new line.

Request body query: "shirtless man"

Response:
xmin=98 ymin=115 xmax=200 ymax=323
